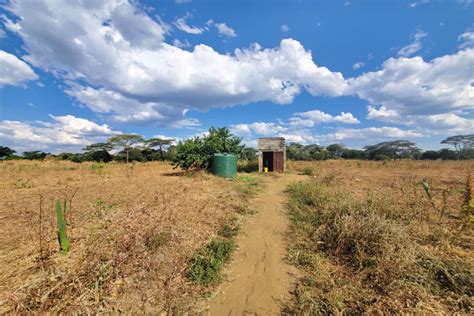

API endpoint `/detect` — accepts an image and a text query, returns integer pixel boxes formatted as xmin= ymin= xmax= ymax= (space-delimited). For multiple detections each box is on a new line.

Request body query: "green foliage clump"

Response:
xmin=23 ymin=150 xmax=50 ymax=160
xmin=0 ymin=146 xmax=16 ymax=158
xmin=187 ymin=237 xmax=236 ymax=285
xmin=364 ymin=140 xmax=421 ymax=160
xmin=187 ymin=216 xmax=241 ymax=285
xmin=172 ymin=127 xmax=243 ymax=170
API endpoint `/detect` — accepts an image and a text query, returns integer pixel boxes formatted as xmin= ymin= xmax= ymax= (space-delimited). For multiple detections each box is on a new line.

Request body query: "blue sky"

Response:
xmin=0 ymin=0 xmax=473 ymax=153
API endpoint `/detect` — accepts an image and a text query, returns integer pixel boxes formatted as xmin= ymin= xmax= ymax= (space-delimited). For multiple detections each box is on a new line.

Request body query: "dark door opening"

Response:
xmin=263 ymin=151 xmax=274 ymax=171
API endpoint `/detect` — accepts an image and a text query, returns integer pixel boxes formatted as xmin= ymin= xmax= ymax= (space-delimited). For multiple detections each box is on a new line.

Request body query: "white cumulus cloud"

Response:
xmin=326 ymin=127 xmax=422 ymax=141
xmin=0 ymin=115 xmax=121 ymax=153
xmin=458 ymin=31 xmax=474 ymax=49
xmin=349 ymin=48 xmax=474 ymax=117
xmin=4 ymin=0 xmax=347 ymax=127
xmin=290 ymin=110 xmax=359 ymax=128
xmin=65 ymin=85 xmax=200 ymax=127
xmin=0 ymin=50 xmax=38 ymax=87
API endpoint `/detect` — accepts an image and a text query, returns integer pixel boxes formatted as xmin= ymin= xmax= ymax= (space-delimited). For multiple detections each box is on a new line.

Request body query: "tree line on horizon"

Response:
xmin=0 ymin=130 xmax=473 ymax=163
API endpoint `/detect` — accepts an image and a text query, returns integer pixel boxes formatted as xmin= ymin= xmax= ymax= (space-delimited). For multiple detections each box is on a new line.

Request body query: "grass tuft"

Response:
xmin=187 ymin=237 xmax=236 ymax=285
xmin=302 ymin=166 xmax=315 ymax=176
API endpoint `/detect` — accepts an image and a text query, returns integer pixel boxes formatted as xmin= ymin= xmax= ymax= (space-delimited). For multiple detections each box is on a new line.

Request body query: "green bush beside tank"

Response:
xmin=211 ymin=153 xmax=237 ymax=178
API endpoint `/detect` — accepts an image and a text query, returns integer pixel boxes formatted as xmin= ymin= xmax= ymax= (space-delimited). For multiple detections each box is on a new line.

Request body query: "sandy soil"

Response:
xmin=207 ymin=173 xmax=305 ymax=315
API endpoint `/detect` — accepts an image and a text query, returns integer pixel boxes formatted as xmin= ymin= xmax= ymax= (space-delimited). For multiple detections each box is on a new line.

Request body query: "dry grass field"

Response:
xmin=286 ymin=160 xmax=474 ymax=314
xmin=1 ymin=159 xmax=473 ymax=314
xmin=0 ymin=160 xmax=256 ymax=313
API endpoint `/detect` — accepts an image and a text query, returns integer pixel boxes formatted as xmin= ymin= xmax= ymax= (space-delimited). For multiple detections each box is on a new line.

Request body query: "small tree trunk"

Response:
xmin=126 ymin=149 xmax=129 ymax=164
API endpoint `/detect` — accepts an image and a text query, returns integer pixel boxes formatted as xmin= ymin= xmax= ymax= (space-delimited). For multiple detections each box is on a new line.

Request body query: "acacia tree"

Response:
xmin=145 ymin=138 xmax=174 ymax=160
xmin=441 ymin=134 xmax=474 ymax=159
xmin=83 ymin=142 xmax=114 ymax=153
xmin=364 ymin=140 xmax=421 ymax=160
xmin=107 ymin=134 xmax=144 ymax=164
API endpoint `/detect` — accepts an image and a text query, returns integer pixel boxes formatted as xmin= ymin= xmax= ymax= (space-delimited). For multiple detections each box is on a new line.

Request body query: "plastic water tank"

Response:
xmin=211 ymin=153 xmax=237 ymax=178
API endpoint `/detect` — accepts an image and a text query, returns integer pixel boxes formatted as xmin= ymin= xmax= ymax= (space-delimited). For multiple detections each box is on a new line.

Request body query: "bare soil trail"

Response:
xmin=207 ymin=173 xmax=304 ymax=315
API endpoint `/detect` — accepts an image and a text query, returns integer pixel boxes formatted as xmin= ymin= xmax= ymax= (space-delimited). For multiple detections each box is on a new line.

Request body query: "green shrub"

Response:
xmin=172 ymin=127 xmax=243 ymax=170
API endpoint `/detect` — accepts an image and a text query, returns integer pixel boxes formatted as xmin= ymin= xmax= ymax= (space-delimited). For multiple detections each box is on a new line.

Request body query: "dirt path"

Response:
xmin=207 ymin=173 xmax=304 ymax=315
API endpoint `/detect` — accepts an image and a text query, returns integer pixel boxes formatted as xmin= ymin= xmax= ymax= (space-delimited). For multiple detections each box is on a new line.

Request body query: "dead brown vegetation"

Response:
xmin=0 ymin=160 xmax=249 ymax=313
xmin=286 ymin=160 xmax=474 ymax=314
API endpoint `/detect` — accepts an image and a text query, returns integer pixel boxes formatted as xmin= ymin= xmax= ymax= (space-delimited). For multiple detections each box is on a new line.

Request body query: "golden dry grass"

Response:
xmin=0 ymin=160 xmax=247 ymax=313
xmin=285 ymin=159 xmax=474 ymax=314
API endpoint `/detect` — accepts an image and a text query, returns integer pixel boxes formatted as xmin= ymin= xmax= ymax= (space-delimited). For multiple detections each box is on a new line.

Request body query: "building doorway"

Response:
xmin=262 ymin=151 xmax=274 ymax=171
xmin=262 ymin=151 xmax=284 ymax=172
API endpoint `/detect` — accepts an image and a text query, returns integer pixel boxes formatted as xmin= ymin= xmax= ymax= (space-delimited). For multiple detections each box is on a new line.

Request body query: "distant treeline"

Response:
xmin=287 ymin=137 xmax=474 ymax=161
xmin=0 ymin=133 xmax=472 ymax=162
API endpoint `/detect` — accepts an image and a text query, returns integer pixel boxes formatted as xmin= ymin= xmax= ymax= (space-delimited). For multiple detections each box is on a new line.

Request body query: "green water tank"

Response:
xmin=211 ymin=153 xmax=237 ymax=178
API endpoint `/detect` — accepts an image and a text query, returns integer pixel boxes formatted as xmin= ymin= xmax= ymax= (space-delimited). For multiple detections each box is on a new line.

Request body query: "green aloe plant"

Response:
xmin=55 ymin=200 xmax=70 ymax=254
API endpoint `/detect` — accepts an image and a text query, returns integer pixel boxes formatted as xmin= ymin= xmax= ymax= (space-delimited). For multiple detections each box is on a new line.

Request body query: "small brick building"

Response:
xmin=258 ymin=137 xmax=286 ymax=172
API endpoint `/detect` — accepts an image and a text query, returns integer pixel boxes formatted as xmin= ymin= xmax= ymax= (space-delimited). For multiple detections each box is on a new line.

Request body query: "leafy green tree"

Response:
xmin=88 ymin=150 xmax=112 ymax=162
xmin=172 ymin=127 xmax=243 ymax=170
xmin=420 ymin=150 xmax=440 ymax=160
xmin=286 ymin=143 xmax=304 ymax=160
xmin=23 ymin=151 xmax=49 ymax=160
xmin=145 ymin=138 xmax=174 ymax=160
xmin=437 ymin=148 xmax=458 ymax=160
xmin=461 ymin=148 xmax=474 ymax=160
xmin=441 ymin=134 xmax=474 ymax=159
xmin=364 ymin=140 xmax=421 ymax=160
xmin=172 ymin=137 xmax=206 ymax=170
xmin=341 ymin=149 xmax=367 ymax=160
xmin=114 ymin=147 xmax=146 ymax=162
xmin=326 ymin=143 xmax=346 ymax=158
xmin=302 ymin=144 xmax=328 ymax=160
xmin=286 ymin=143 xmax=332 ymax=161
xmin=107 ymin=134 xmax=144 ymax=163
xmin=166 ymin=145 xmax=177 ymax=161
xmin=241 ymin=147 xmax=257 ymax=161
xmin=140 ymin=148 xmax=161 ymax=161
xmin=83 ymin=142 xmax=113 ymax=162
xmin=0 ymin=146 xmax=15 ymax=158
